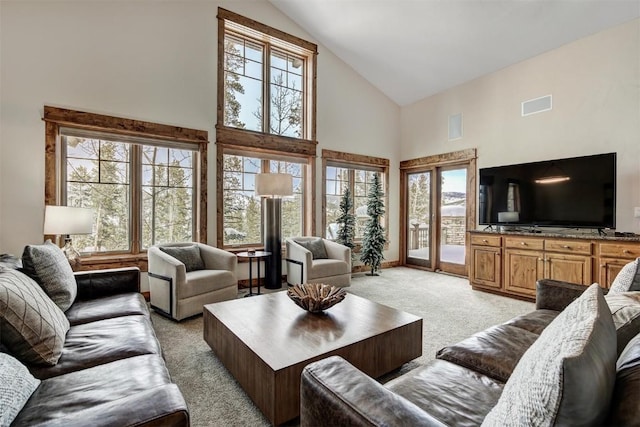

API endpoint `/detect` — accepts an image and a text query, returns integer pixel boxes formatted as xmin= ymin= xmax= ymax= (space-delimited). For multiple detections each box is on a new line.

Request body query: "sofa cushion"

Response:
xmin=605 ymin=291 xmax=640 ymax=356
xmin=65 ymin=293 xmax=149 ymax=326
xmin=294 ymin=238 xmax=328 ymax=260
xmin=159 ymin=245 xmax=205 ymax=272
xmin=436 ymin=324 xmax=539 ymax=383
xmin=309 ymin=259 xmax=349 ymax=280
xmin=12 ymin=354 xmax=179 ymax=427
xmin=387 ymin=359 xmax=503 ymax=427
xmin=21 ymin=240 xmax=77 ymax=311
xmin=502 ymin=309 xmax=558 ymax=335
xmin=482 ymin=284 xmax=616 ymax=427
xmin=0 ymin=352 xmax=40 ymax=426
xmin=28 ymin=315 xmax=162 ymax=380
xmin=0 ymin=268 xmax=70 ymax=365
xmin=179 ymin=269 xmax=236 ymax=299
xmin=609 ymin=257 xmax=640 ymax=293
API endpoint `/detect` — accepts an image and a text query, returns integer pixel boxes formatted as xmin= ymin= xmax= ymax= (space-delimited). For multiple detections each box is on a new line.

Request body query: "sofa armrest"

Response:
xmin=198 ymin=244 xmax=237 ymax=272
xmin=74 ymin=267 xmax=140 ymax=300
xmin=324 ymin=239 xmax=351 ymax=266
xmin=535 ymin=279 xmax=588 ymax=312
xmin=286 ymin=239 xmax=312 ymax=284
xmin=301 ymin=356 xmax=446 ymax=427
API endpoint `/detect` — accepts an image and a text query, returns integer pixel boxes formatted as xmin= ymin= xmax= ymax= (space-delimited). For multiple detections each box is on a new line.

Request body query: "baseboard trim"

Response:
xmin=352 ymin=260 xmax=400 ymax=273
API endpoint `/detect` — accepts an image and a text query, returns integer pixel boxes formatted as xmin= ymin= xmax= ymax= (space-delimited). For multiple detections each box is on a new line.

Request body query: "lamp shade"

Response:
xmin=255 ymin=173 xmax=293 ymax=197
xmin=44 ymin=206 xmax=94 ymax=235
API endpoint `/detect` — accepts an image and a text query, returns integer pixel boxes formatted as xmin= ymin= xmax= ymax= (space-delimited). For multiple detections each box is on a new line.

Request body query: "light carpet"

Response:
xmin=150 ymin=267 xmax=534 ymax=426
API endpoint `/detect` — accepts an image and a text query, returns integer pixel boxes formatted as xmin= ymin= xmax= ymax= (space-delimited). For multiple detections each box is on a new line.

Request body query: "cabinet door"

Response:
xmin=545 ymin=253 xmax=592 ymax=285
xmin=599 ymin=258 xmax=628 ymax=288
xmin=470 ymin=246 xmax=501 ymax=289
xmin=504 ymin=249 xmax=544 ymax=297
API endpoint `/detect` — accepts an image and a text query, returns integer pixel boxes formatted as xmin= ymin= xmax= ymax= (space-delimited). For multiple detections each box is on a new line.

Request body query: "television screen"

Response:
xmin=479 ymin=153 xmax=616 ymax=230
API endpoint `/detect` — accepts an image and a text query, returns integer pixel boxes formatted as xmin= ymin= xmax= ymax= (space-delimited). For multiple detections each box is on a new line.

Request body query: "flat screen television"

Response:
xmin=479 ymin=153 xmax=616 ymax=230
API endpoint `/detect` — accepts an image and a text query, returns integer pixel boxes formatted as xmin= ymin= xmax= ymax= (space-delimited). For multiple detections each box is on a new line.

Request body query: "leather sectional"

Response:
xmin=10 ymin=267 xmax=189 ymax=427
xmin=300 ymin=279 xmax=640 ymax=426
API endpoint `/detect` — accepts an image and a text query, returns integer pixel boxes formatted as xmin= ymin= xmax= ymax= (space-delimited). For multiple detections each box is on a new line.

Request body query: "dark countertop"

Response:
xmin=469 ymin=228 xmax=640 ymax=242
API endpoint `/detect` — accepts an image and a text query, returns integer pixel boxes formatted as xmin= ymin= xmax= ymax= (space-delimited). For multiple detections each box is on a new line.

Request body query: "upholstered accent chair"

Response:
xmin=285 ymin=237 xmax=351 ymax=287
xmin=148 ymin=242 xmax=237 ymax=321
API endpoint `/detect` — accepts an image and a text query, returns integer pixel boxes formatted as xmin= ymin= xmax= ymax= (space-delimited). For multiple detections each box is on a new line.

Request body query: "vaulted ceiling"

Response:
xmin=270 ymin=0 xmax=640 ymax=106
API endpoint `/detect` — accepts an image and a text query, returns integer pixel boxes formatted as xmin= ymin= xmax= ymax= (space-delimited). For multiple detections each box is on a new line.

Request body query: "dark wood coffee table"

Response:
xmin=203 ymin=292 xmax=422 ymax=425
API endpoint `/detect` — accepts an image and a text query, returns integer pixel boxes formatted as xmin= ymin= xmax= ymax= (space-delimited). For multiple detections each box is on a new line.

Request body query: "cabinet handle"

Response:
xmin=482 ymin=239 xmax=488 ymax=243
xmin=623 ymin=249 xmax=630 ymax=254
xmin=563 ymin=245 xmax=571 ymax=249
xmin=520 ymin=242 xmax=527 ymax=246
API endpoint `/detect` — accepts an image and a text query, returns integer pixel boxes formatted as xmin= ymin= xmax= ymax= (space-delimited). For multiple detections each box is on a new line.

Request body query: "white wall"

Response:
xmin=0 ymin=0 xmax=401 ymax=281
xmin=400 ymin=18 xmax=640 ymax=232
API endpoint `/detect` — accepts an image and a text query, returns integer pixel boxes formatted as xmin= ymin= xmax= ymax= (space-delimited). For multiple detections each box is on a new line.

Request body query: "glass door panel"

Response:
xmin=406 ymin=171 xmax=431 ymax=268
xmin=438 ymin=168 xmax=467 ymax=275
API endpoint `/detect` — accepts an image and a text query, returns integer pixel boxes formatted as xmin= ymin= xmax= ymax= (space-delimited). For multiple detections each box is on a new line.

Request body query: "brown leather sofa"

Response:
xmin=11 ymin=267 xmax=189 ymax=427
xmin=300 ymin=279 xmax=640 ymax=426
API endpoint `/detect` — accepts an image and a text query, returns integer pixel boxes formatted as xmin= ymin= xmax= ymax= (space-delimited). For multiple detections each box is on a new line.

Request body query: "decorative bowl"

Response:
xmin=287 ymin=283 xmax=346 ymax=313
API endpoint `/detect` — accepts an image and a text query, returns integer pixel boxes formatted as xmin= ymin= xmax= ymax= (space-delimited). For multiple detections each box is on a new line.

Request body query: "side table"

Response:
xmin=236 ymin=251 xmax=271 ymax=297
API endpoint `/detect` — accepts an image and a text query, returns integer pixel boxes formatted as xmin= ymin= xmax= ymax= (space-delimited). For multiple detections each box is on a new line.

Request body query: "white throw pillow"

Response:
xmin=482 ymin=284 xmax=616 ymax=426
xmin=609 ymin=258 xmax=640 ymax=294
xmin=0 ymin=352 xmax=40 ymax=426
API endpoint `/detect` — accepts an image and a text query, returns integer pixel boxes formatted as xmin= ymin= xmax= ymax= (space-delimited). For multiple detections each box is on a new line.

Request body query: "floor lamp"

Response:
xmin=256 ymin=173 xmax=293 ymax=289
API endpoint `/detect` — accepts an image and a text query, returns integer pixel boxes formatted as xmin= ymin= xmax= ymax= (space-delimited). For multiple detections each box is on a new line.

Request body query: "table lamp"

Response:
xmin=255 ymin=173 xmax=293 ymax=289
xmin=44 ymin=205 xmax=94 ymax=265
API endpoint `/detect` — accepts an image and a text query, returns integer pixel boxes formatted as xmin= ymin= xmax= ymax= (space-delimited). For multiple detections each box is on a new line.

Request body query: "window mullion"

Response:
xmin=131 ymin=145 xmax=141 ymax=254
xmin=264 ymin=44 xmax=271 ymax=134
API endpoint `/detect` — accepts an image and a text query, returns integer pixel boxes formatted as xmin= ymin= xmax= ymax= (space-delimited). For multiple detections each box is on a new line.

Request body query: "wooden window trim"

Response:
xmin=43 ymin=106 xmax=208 ymax=269
xmin=398 ymin=149 xmax=477 ymax=270
xmin=216 ymin=7 xmax=318 ymax=142
xmin=321 ymin=149 xmax=390 ymax=249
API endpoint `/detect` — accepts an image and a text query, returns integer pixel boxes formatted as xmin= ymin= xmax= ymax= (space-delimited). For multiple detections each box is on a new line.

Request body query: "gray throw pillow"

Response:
xmin=482 ymin=284 xmax=616 ymax=427
xmin=605 ymin=292 xmax=640 ymax=356
xmin=294 ymin=238 xmax=328 ymax=260
xmin=0 ymin=352 xmax=40 ymax=426
xmin=609 ymin=258 xmax=640 ymax=293
xmin=159 ymin=245 xmax=205 ymax=272
xmin=21 ymin=240 xmax=77 ymax=311
xmin=0 ymin=267 xmax=70 ymax=365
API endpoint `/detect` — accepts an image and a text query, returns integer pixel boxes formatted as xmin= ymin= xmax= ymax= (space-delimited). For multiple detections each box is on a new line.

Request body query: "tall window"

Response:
xmin=217 ymin=8 xmax=317 ymax=249
xmin=323 ymin=150 xmax=390 ymax=244
xmin=44 ymin=106 xmax=207 ymax=264
xmin=221 ymin=11 xmax=313 ymax=139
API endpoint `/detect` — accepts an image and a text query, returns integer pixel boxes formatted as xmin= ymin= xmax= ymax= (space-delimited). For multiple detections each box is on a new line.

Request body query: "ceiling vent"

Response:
xmin=522 ymin=95 xmax=552 ymax=117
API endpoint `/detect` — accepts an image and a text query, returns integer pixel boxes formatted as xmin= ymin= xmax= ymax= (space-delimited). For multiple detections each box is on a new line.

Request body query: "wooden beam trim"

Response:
xmin=43 ymin=106 xmax=209 ymax=144
xmin=400 ymin=148 xmax=477 ymax=170
xmin=322 ymin=149 xmax=390 ymax=168
xmin=217 ymin=8 xmax=318 ymax=54
xmin=216 ymin=125 xmax=317 ymax=156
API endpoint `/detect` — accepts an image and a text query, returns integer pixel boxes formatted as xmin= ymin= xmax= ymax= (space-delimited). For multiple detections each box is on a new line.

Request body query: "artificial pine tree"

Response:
xmin=335 ymin=188 xmax=356 ymax=262
xmin=360 ymin=173 xmax=386 ymax=275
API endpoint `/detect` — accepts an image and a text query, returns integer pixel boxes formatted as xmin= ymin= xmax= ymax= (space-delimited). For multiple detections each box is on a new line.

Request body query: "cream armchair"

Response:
xmin=286 ymin=237 xmax=351 ymax=287
xmin=148 ymin=242 xmax=237 ymax=321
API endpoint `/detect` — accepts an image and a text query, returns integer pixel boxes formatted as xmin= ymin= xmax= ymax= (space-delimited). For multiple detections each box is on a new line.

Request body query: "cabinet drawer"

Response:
xmin=544 ymin=239 xmax=592 ymax=255
xmin=470 ymin=235 xmax=501 ymax=247
xmin=505 ymin=237 xmax=543 ymax=250
xmin=600 ymin=243 xmax=640 ymax=259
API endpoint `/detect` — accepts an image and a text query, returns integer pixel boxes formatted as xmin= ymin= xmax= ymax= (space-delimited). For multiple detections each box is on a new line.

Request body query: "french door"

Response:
xmin=400 ymin=150 xmax=476 ymax=276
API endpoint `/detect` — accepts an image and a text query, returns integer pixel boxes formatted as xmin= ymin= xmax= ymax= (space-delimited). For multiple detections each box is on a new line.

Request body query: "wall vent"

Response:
xmin=448 ymin=113 xmax=463 ymax=140
xmin=522 ymin=95 xmax=552 ymax=116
